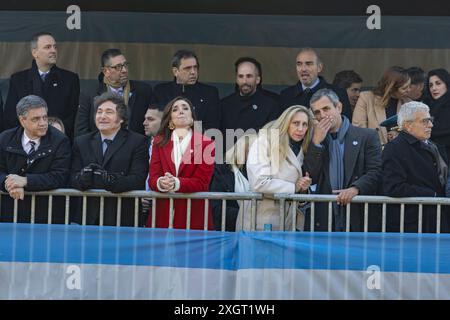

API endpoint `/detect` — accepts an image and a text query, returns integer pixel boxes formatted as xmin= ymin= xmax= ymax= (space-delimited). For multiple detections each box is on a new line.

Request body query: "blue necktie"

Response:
xmin=27 ymin=141 xmax=36 ymax=164
xmin=103 ymin=139 xmax=113 ymax=155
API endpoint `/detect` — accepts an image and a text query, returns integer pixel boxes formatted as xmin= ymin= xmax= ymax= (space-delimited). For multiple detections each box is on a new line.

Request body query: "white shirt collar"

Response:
xmin=38 ymin=69 xmax=50 ymax=77
xmin=301 ymin=77 xmax=320 ymax=91
xmin=22 ymin=131 xmax=41 ymax=152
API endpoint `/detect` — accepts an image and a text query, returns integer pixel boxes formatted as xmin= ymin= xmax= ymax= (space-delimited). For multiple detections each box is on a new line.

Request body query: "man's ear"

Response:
xmin=317 ymin=62 xmax=323 ymax=74
xmin=31 ymin=48 xmax=38 ymax=60
xmin=336 ymin=102 xmax=343 ymax=114
xmin=172 ymin=67 xmax=178 ymax=78
xmin=256 ymin=75 xmax=261 ymax=86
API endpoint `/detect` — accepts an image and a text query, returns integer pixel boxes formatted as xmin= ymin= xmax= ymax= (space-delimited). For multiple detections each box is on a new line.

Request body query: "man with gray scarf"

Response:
xmin=304 ymin=88 xmax=382 ymax=231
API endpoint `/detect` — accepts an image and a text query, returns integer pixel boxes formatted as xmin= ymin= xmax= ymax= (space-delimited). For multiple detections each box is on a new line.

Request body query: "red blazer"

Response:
xmin=147 ymin=131 xmax=215 ymax=230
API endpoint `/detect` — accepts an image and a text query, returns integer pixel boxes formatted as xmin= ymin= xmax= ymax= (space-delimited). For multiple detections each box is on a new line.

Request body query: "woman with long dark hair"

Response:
xmin=427 ymin=68 xmax=450 ymax=161
xmin=147 ymin=96 xmax=215 ymax=230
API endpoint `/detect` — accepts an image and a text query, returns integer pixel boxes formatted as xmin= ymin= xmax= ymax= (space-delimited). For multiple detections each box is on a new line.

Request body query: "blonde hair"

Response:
xmin=225 ymin=133 xmax=257 ymax=169
xmin=260 ymin=105 xmax=314 ymax=165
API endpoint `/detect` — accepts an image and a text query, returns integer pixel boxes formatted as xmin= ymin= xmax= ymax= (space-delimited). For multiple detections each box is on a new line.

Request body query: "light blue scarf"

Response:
xmin=326 ymin=116 xmax=350 ymax=231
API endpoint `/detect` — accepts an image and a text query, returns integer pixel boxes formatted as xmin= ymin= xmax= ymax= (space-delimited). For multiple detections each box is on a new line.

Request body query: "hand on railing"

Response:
xmin=295 ymin=172 xmax=312 ymax=193
xmin=332 ymin=187 xmax=359 ymax=205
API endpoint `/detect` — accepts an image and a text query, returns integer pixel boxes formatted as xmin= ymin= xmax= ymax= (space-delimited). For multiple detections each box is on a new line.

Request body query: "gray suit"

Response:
xmin=304 ymin=124 xmax=382 ymax=231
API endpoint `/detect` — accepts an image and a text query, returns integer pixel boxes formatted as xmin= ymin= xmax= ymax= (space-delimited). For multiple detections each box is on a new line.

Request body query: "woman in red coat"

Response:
xmin=147 ymin=96 xmax=215 ymax=230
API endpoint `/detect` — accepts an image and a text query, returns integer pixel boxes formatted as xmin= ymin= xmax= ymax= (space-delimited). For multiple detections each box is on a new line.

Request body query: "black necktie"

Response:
xmin=103 ymin=139 xmax=113 ymax=155
xmin=27 ymin=141 xmax=36 ymax=164
xmin=304 ymin=87 xmax=311 ymax=96
xmin=41 ymin=73 xmax=47 ymax=82
xmin=330 ymin=132 xmax=338 ymax=140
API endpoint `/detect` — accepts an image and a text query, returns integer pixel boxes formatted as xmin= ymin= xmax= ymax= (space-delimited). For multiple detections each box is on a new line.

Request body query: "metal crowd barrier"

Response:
xmin=1 ymin=189 xmax=450 ymax=233
xmin=275 ymin=193 xmax=450 ymax=233
xmin=0 ymin=189 xmax=263 ymax=230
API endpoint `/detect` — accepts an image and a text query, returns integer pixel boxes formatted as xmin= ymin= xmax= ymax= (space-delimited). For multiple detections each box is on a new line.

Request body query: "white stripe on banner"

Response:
xmin=1 ymin=262 xmax=450 ymax=299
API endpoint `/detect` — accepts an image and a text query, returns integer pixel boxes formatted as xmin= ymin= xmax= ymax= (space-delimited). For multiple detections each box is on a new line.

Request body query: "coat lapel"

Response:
xmin=343 ymin=126 xmax=361 ymax=187
xmin=162 ymin=139 xmax=177 ymax=175
xmin=102 ymin=130 xmax=127 ymax=166
xmin=286 ymin=148 xmax=303 ymax=176
xmin=91 ymin=132 xmax=103 ymax=164
xmin=178 ymin=132 xmax=200 ymax=176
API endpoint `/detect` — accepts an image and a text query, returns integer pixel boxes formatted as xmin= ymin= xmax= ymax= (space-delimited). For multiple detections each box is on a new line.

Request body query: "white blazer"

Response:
xmin=243 ymin=135 xmax=305 ymax=231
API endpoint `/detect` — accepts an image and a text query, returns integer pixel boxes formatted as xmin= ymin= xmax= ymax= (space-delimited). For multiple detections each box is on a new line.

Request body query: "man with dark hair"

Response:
xmin=220 ymin=57 xmax=280 ymax=149
xmin=332 ymin=70 xmax=363 ymax=111
xmin=75 ymin=48 xmax=152 ymax=136
xmin=152 ymin=49 xmax=220 ymax=132
xmin=280 ymin=48 xmax=353 ymax=120
xmin=304 ymin=88 xmax=381 ymax=232
xmin=4 ymin=32 xmax=80 ymax=140
xmin=406 ymin=67 xmax=427 ymax=101
xmin=0 ymin=95 xmax=71 ymax=223
xmin=71 ymin=92 xmax=149 ymax=226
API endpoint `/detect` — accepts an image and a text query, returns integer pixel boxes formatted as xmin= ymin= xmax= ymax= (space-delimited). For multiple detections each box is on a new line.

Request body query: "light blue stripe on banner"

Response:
xmin=0 ymin=224 xmax=450 ymax=273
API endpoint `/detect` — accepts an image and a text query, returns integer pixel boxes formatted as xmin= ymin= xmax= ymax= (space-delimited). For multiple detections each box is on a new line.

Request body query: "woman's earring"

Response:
xmin=169 ymin=122 xmax=175 ymax=130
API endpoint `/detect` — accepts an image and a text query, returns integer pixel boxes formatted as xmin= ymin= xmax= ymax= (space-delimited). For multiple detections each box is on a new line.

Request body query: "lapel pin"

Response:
xmin=200 ymin=99 xmax=204 ymax=102
xmin=53 ymin=83 xmax=57 ymax=87
xmin=252 ymin=104 xmax=258 ymax=110
xmin=352 ymin=141 xmax=358 ymax=146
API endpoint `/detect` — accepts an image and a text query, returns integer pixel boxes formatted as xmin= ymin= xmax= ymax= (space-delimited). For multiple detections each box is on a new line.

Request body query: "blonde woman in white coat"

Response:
xmin=244 ymin=105 xmax=314 ymax=231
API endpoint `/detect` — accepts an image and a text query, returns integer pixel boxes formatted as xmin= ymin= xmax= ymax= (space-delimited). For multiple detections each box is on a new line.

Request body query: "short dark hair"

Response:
xmin=30 ymin=32 xmax=53 ymax=50
xmin=234 ymin=57 xmax=262 ymax=77
xmin=16 ymin=95 xmax=48 ymax=118
xmin=407 ymin=67 xmax=426 ymax=85
xmin=148 ymin=102 xmax=165 ymax=112
xmin=93 ymin=92 xmax=128 ymax=128
xmin=332 ymin=70 xmax=363 ymax=89
xmin=171 ymin=50 xmax=199 ymax=69
xmin=101 ymin=48 xmax=123 ymax=67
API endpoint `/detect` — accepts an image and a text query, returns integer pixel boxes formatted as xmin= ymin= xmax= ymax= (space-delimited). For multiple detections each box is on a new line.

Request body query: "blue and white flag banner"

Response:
xmin=0 ymin=223 xmax=449 ymax=299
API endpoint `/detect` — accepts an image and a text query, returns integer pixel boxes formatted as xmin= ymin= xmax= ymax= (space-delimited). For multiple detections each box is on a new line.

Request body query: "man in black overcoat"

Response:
xmin=382 ymin=101 xmax=448 ymax=232
xmin=75 ymin=48 xmax=153 ymax=137
xmin=4 ymin=32 xmax=80 ymax=140
xmin=0 ymin=95 xmax=71 ymax=223
xmin=71 ymin=92 xmax=149 ymax=226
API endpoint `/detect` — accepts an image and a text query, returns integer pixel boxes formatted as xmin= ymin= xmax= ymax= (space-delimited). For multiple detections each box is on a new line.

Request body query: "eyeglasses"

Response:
xmin=106 ymin=62 xmax=130 ymax=71
xmin=417 ymin=117 xmax=434 ymax=125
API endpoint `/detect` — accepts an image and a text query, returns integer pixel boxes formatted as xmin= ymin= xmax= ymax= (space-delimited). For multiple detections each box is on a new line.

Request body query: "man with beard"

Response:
xmin=75 ymin=48 xmax=152 ymax=137
xmin=4 ymin=32 xmax=80 ymax=140
xmin=152 ymin=50 xmax=220 ymax=132
xmin=280 ymin=48 xmax=353 ymax=120
xmin=220 ymin=57 xmax=280 ymax=150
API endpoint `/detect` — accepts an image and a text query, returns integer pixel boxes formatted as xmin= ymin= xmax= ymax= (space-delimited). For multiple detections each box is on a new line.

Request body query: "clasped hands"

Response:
xmin=4 ymin=174 xmax=27 ymax=200
xmin=158 ymin=172 xmax=177 ymax=192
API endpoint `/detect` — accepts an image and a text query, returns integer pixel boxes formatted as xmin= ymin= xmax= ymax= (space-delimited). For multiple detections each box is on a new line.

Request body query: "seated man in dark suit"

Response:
xmin=75 ymin=48 xmax=153 ymax=137
xmin=0 ymin=95 xmax=71 ymax=223
xmin=280 ymin=47 xmax=353 ymax=120
xmin=71 ymin=92 xmax=149 ymax=226
xmin=4 ymin=32 xmax=80 ymax=140
xmin=152 ymin=49 xmax=221 ymax=133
